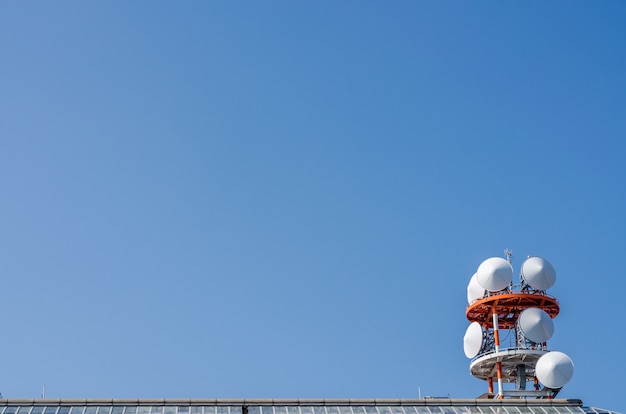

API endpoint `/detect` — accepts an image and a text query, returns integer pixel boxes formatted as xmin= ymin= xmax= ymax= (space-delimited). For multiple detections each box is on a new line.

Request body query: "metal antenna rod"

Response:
xmin=504 ymin=248 xmax=513 ymax=263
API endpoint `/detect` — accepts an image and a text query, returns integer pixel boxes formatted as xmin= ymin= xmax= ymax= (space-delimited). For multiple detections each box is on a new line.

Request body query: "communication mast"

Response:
xmin=463 ymin=253 xmax=574 ymax=399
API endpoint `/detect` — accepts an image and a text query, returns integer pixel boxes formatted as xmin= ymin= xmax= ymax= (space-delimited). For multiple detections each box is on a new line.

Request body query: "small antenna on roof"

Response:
xmin=41 ymin=385 xmax=45 ymax=399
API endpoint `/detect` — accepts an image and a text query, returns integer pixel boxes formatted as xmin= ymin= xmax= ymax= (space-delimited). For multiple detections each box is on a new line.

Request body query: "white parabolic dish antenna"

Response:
xmin=517 ymin=307 xmax=554 ymax=343
xmin=476 ymin=257 xmax=513 ymax=292
xmin=463 ymin=322 xmax=484 ymax=358
xmin=467 ymin=273 xmax=485 ymax=304
xmin=536 ymin=351 xmax=574 ymax=388
xmin=522 ymin=256 xmax=556 ymax=290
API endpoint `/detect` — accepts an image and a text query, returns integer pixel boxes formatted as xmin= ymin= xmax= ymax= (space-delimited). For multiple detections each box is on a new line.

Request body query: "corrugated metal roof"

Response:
xmin=0 ymin=399 xmax=616 ymax=414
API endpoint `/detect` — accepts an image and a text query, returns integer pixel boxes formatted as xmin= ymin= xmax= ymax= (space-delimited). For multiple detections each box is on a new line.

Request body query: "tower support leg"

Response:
xmin=496 ymin=362 xmax=503 ymax=399
xmin=516 ymin=364 xmax=526 ymax=390
xmin=492 ymin=309 xmax=503 ymax=399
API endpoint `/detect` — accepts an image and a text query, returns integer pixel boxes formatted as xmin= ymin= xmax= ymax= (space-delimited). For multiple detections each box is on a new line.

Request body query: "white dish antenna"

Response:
xmin=521 ymin=256 xmax=556 ymax=290
xmin=536 ymin=351 xmax=574 ymax=388
xmin=476 ymin=257 xmax=513 ymax=292
xmin=463 ymin=322 xmax=484 ymax=358
xmin=517 ymin=307 xmax=554 ymax=343
xmin=467 ymin=273 xmax=485 ymax=304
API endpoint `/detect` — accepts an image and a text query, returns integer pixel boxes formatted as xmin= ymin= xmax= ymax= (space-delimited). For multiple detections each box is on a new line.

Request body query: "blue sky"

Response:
xmin=1 ymin=1 xmax=625 ymax=413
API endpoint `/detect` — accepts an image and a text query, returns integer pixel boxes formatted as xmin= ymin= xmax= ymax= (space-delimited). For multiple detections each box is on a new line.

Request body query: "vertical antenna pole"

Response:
xmin=505 ymin=249 xmax=515 ymax=287
xmin=492 ymin=307 xmax=503 ymax=399
xmin=504 ymin=249 xmax=513 ymax=263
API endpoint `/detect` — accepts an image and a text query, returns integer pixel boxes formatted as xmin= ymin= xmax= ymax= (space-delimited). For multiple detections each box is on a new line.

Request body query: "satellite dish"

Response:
xmin=463 ymin=322 xmax=484 ymax=358
xmin=467 ymin=273 xmax=485 ymax=304
xmin=517 ymin=307 xmax=554 ymax=343
xmin=521 ymin=256 xmax=556 ymax=290
xmin=476 ymin=257 xmax=513 ymax=292
xmin=536 ymin=351 xmax=574 ymax=388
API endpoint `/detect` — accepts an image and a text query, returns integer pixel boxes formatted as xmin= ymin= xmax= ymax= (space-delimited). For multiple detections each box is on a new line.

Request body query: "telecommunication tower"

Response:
xmin=464 ymin=251 xmax=574 ymax=399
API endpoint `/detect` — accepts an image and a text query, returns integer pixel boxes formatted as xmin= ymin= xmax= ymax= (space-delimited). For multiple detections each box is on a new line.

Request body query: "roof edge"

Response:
xmin=0 ymin=399 xmax=584 ymax=407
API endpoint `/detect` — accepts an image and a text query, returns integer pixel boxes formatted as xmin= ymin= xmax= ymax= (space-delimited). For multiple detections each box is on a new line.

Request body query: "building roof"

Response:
xmin=0 ymin=400 xmax=619 ymax=414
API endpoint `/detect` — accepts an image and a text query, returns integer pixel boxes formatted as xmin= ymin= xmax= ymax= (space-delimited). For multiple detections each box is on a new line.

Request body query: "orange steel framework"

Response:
xmin=466 ymin=291 xmax=559 ymax=329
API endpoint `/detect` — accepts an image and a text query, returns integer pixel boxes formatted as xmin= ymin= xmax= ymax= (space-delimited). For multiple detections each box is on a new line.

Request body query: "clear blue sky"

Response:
xmin=1 ymin=1 xmax=625 ymax=413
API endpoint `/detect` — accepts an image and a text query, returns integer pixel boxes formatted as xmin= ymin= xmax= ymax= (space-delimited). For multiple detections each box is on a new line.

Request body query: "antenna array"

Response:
xmin=464 ymin=253 xmax=574 ymax=399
